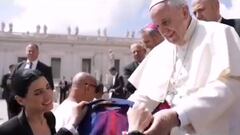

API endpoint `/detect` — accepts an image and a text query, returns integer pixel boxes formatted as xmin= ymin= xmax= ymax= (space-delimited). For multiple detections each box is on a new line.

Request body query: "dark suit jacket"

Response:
xmin=1 ymin=73 xmax=11 ymax=99
xmin=0 ymin=111 xmax=73 ymax=135
xmin=15 ymin=60 xmax=54 ymax=90
xmin=221 ymin=18 xmax=240 ymax=36
xmin=108 ymin=73 xmax=124 ymax=98
xmin=1 ymin=73 xmax=22 ymax=119
xmin=123 ymin=61 xmax=139 ymax=94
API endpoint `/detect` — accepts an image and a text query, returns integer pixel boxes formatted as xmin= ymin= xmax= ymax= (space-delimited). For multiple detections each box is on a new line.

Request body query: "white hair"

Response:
xmin=167 ymin=0 xmax=188 ymax=7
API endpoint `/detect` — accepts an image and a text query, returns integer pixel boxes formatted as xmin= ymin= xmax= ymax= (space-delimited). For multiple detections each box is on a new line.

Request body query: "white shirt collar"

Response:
xmin=26 ymin=59 xmax=38 ymax=69
xmin=27 ymin=59 xmax=38 ymax=64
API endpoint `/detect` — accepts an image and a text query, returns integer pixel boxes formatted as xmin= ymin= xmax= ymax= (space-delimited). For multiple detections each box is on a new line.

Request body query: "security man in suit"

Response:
xmin=192 ymin=0 xmax=240 ymax=36
xmin=11 ymin=43 xmax=54 ymax=117
xmin=123 ymin=42 xmax=146 ymax=97
xmin=15 ymin=43 xmax=54 ymax=89
xmin=0 ymin=64 xmax=17 ymax=119
xmin=108 ymin=67 xmax=125 ymax=99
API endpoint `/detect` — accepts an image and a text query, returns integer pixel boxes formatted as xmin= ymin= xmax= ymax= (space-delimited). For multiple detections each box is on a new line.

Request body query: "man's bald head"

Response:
xmin=69 ymin=72 xmax=97 ymax=102
xmin=71 ymin=72 xmax=96 ymax=88
xmin=192 ymin=0 xmax=220 ymax=21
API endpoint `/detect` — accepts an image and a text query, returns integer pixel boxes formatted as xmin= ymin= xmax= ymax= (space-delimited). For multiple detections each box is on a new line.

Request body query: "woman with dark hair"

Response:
xmin=0 ymin=69 xmax=88 ymax=135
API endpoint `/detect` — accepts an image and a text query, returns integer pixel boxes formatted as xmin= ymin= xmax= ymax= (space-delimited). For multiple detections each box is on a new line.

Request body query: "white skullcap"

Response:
xmin=149 ymin=0 xmax=166 ymax=10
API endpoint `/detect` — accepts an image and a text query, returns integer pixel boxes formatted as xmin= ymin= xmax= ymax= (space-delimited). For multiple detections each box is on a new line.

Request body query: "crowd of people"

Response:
xmin=1 ymin=0 xmax=240 ymax=135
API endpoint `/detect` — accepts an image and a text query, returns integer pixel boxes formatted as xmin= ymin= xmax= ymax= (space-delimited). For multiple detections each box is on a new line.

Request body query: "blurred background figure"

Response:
xmin=107 ymin=67 xmax=125 ymax=99
xmin=1 ymin=64 xmax=15 ymax=100
xmin=0 ymin=64 xmax=16 ymax=119
xmin=192 ymin=0 xmax=240 ymax=36
xmin=140 ymin=23 xmax=164 ymax=52
xmin=58 ymin=76 xmax=69 ymax=103
xmin=108 ymin=49 xmax=115 ymax=68
xmin=123 ymin=42 xmax=146 ymax=98
xmin=95 ymin=82 xmax=104 ymax=99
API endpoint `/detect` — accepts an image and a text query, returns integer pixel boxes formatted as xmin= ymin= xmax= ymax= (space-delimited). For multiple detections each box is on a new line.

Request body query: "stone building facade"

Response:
xmin=0 ymin=31 xmax=139 ymax=86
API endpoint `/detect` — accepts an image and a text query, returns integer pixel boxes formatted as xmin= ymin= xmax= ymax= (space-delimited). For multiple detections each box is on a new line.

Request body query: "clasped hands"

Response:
xmin=127 ymin=103 xmax=180 ymax=135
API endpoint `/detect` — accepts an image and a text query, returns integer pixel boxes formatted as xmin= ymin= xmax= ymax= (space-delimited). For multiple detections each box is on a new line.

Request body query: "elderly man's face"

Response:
xmin=150 ymin=2 xmax=188 ymax=45
xmin=192 ymin=0 xmax=219 ymax=21
xmin=26 ymin=44 xmax=39 ymax=62
xmin=141 ymin=31 xmax=156 ymax=49
xmin=130 ymin=44 xmax=146 ymax=63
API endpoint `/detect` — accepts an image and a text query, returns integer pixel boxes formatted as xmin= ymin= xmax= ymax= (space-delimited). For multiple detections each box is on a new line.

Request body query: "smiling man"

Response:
xmin=192 ymin=0 xmax=240 ymax=36
xmin=127 ymin=0 xmax=240 ymax=135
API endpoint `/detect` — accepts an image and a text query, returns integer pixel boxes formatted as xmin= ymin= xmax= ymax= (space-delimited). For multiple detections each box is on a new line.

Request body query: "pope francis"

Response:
xmin=127 ymin=0 xmax=240 ymax=135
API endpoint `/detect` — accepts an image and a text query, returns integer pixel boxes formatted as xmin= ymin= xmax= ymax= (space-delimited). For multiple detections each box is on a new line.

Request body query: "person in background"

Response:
xmin=1 ymin=64 xmax=15 ymax=99
xmin=140 ymin=23 xmax=164 ymax=52
xmin=15 ymin=43 xmax=54 ymax=90
xmin=54 ymin=72 xmax=100 ymax=131
xmin=59 ymin=76 xmax=69 ymax=103
xmin=127 ymin=0 xmax=240 ymax=135
xmin=95 ymin=82 xmax=104 ymax=99
xmin=192 ymin=0 xmax=240 ymax=36
xmin=0 ymin=64 xmax=16 ymax=119
xmin=11 ymin=43 xmax=55 ymax=118
xmin=108 ymin=67 xmax=125 ymax=99
xmin=123 ymin=42 xmax=146 ymax=98
xmin=0 ymin=69 xmax=88 ymax=135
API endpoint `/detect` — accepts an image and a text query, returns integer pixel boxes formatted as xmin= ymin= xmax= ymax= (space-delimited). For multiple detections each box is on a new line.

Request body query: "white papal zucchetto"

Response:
xmin=149 ymin=0 xmax=165 ymax=10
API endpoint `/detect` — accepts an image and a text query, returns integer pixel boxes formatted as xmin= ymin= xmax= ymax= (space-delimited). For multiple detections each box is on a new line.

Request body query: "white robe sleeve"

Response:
xmin=173 ymin=80 xmax=237 ymax=133
xmin=174 ymin=24 xmax=240 ymax=134
xmin=128 ymin=42 xmax=175 ymax=103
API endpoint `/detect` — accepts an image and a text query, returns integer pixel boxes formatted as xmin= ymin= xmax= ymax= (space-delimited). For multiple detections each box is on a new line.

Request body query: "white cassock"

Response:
xmin=128 ymin=18 xmax=240 ymax=135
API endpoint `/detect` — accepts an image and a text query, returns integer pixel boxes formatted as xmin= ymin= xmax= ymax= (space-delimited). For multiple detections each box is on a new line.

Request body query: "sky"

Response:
xmin=0 ymin=0 xmax=240 ymax=37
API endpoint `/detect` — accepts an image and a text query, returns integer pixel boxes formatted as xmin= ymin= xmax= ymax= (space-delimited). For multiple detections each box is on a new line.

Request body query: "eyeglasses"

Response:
xmin=85 ymin=83 xmax=97 ymax=88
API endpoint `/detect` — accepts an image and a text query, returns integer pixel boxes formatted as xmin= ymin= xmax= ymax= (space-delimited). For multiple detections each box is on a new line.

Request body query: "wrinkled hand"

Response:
xmin=144 ymin=109 xmax=180 ymax=135
xmin=127 ymin=103 xmax=153 ymax=132
xmin=67 ymin=101 xmax=89 ymax=127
